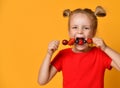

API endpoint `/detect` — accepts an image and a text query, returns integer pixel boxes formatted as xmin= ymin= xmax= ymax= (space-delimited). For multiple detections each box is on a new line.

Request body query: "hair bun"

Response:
xmin=95 ymin=6 xmax=106 ymax=17
xmin=63 ymin=9 xmax=71 ymax=17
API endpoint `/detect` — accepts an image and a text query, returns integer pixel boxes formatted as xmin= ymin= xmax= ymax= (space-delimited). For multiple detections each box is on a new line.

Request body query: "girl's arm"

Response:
xmin=93 ymin=37 xmax=120 ymax=71
xmin=104 ymin=46 xmax=120 ymax=71
xmin=38 ymin=40 xmax=60 ymax=85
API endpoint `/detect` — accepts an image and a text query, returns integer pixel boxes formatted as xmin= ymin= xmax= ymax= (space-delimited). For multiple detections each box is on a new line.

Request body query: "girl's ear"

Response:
xmin=95 ymin=6 xmax=106 ymax=17
xmin=63 ymin=9 xmax=71 ymax=17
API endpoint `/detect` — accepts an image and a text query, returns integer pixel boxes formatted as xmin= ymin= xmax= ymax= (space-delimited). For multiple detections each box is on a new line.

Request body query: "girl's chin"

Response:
xmin=73 ymin=44 xmax=88 ymax=52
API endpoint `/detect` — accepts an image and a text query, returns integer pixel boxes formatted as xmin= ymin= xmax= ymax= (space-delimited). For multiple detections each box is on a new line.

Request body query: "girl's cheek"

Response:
xmin=69 ymin=31 xmax=76 ymax=38
xmin=86 ymin=32 xmax=94 ymax=38
xmin=68 ymin=31 xmax=72 ymax=38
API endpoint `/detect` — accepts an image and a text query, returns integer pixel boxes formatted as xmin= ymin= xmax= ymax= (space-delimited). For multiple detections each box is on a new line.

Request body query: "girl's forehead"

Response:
xmin=70 ymin=13 xmax=91 ymax=19
xmin=70 ymin=13 xmax=92 ymax=25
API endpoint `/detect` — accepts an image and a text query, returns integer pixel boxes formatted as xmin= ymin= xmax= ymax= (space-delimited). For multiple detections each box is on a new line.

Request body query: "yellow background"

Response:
xmin=0 ymin=0 xmax=120 ymax=88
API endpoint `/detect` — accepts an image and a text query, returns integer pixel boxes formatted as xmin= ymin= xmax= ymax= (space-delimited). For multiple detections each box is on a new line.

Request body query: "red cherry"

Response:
xmin=62 ymin=40 xmax=68 ymax=45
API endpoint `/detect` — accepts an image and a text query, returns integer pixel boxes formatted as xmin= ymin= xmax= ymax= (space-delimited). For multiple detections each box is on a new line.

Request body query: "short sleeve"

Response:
xmin=102 ymin=51 xmax=112 ymax=70
xmin=51 ymin=51 xmax=63 ymax=72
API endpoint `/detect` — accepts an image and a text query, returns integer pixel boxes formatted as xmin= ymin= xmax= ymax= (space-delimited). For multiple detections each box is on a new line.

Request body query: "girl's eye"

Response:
xmin=84 ymin=27 xmax=90 ymax=30
xmin=72 ymin=26 xmax=78 ymax=29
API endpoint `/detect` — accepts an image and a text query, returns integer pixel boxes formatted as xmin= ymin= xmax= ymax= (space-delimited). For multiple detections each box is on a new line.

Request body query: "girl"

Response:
xmin=38 ymin=6 xmax=120 ymax=88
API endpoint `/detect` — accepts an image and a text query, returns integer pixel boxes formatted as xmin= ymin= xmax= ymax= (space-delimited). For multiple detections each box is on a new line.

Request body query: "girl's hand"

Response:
xmin=47 ymin=40 xmax=60 ymax=55
xmin=92 ymin=37 xmax=107 ymax=51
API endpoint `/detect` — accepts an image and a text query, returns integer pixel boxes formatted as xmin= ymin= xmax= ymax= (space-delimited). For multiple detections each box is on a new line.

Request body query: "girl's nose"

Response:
xmin=78 ymin=28 xmax=83 ymax=34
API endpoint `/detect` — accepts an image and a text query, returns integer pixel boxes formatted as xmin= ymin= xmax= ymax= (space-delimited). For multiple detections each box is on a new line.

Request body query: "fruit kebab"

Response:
xmin=62 ymin=38 xmax=93 ymax=45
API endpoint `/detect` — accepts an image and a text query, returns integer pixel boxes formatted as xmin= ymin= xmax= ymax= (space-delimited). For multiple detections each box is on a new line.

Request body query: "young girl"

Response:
xmin=38 ymin=6 xmax=120 ymax=88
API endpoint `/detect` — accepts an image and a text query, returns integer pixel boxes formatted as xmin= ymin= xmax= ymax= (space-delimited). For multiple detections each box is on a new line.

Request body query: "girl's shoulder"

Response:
xmin=59 ymin=48 xmax=72 ymax=54
xmin=90 ymin=46 xmax=106 ymax=54
xmin=92 ymin=46 xmax=103 ymax=51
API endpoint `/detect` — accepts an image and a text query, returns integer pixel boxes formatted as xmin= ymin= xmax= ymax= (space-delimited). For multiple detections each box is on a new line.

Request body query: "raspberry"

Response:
xmin=78 ymin=39 xmax=84 ymax=45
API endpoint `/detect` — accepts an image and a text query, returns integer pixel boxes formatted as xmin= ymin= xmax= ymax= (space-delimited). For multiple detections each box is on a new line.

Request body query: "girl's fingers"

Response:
xmin=92 ymin=37 xmax=106 ymax=50
xmin=48 ymin=40 xmax=60 ymax=53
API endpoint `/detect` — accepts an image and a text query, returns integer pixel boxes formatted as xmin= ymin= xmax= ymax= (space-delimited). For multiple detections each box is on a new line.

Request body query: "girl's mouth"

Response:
xmin=75 ymin=37 xmax=87 ymax=45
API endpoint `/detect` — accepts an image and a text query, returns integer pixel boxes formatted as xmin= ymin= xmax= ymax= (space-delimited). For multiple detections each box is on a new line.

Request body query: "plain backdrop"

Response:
xmin=0 ymin=0 xmax=120 ymax=88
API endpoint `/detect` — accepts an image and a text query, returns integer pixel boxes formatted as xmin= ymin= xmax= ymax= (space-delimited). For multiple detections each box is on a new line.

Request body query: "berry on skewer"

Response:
xmin=62 ymin=39 xmax=68 ymax=45
xmin=67 ymin=38 xmax=75 ymax=45
xmin=62 ymin=38 xmax=93 ymax=46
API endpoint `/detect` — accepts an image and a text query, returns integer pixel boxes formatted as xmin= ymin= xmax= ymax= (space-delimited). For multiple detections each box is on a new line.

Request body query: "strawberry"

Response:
xmin=68 ymin=38 xmax=75 ymax=45
xmin=87 ymin=38 xmax=93 ymax=44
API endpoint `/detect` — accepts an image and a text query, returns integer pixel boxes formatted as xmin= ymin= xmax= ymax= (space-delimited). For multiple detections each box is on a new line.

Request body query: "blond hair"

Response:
xmin=63 ymin=6 xmax=106 ymax=31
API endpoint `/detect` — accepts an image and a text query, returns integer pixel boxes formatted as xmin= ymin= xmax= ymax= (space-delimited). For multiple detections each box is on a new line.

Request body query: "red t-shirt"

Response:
xmin=51 ymin=47 xmax=112 ymax=88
